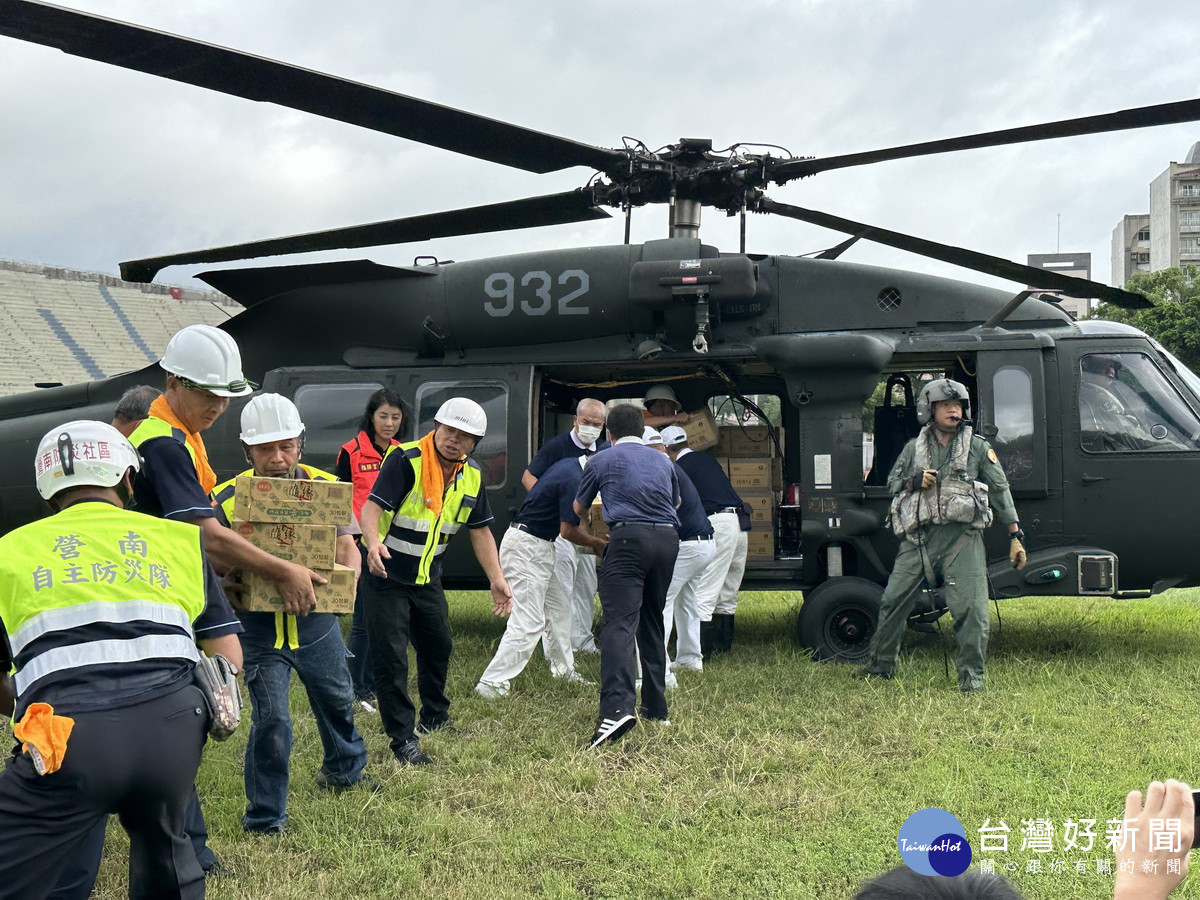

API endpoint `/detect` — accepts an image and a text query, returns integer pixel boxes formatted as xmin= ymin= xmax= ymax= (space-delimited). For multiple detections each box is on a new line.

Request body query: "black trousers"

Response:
xmin=0 ymin=682 xmax=208 ymax=900
xmin=361 ymin=571 xmax=453 ymax=754
xmin=597 ymin=524 xmax=680 ymax=721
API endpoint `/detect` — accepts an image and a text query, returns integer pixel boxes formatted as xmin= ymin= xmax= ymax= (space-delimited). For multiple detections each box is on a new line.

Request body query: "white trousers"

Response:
xmin=665 ymin=537 xmax=717 ymax=667
xmin=695 ymin=513 xmax=749 ymax=620
xmin=478 ymin=527 xmax=575 ymax=690
xmin=552 ymin=534 xmax=599 ymax=651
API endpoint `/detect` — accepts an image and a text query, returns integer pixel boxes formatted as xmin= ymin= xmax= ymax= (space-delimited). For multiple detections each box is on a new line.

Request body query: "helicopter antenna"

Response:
xmin=979 ymin=290 xmax=1038 ymax=330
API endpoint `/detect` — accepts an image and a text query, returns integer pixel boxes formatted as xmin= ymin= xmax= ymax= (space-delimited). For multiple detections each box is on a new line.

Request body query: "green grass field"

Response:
xmin=89 ymin=589 xmax=1200 ymax=899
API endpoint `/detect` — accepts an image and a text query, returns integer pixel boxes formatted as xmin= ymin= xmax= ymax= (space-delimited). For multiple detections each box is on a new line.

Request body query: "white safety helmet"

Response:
xmin=916 ymin=378 xmax=971 ymax=425
xmin=160 ymin=324 xmax=255 ymax=397
xmin=35 ymin=420 xmax=141 ymax=500
xmin=643 ymin=384 xmax=681 ymax=411
xmin=241 ymin=393 xmax=304 ymax=445
xmin=434 ymin=397 xmax=487 ymax=437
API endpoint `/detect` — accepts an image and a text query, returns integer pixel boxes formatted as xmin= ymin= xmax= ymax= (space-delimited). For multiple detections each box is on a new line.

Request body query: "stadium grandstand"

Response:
xmin=0 ymin=259 xmax=241 ymax=396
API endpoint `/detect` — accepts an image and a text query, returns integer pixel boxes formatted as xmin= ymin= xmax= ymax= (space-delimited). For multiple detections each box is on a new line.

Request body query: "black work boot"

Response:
xmin=699 ymin=619 xmax=716 ymax=659
xmin=711 ymin=613 xmax=734 ymax=655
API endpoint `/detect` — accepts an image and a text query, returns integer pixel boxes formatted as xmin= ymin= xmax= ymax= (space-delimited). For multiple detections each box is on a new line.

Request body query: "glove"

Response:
xmin=1010 ymin=538 xmax=1027 ymax=570
xmin=905 ymin=469 xmax=938 ymax=492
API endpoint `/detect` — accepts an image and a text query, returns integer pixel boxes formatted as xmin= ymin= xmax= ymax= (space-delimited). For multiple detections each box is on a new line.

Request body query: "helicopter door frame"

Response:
xmin=975 ymin=348 xmax=1049 ymax=498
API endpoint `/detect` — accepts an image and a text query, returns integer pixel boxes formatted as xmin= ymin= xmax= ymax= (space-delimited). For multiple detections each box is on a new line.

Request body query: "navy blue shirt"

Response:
xmin=514 ymin=457 xmax=585 ymax=541
xmin=526 ymin=430 xmax=609 ymax=480
xmin=675 ymin=448 xmax=743 ymax=515
xmin=133 ymin=437 xmax=218 ymax=522
xmin=575 ymin=438 xmax=680 ymax=526
xmin=674 ymin=464 xmax=715 ymax=539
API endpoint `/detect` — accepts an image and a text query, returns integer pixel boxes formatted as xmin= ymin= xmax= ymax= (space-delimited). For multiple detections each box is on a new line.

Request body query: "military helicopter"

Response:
xmin=3 ymin=0 xmax=1200 ymax=663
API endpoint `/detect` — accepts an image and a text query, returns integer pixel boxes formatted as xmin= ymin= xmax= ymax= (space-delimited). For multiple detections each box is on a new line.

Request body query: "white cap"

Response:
xmin=241 ymin=393 xmax=304 ymax=445
xmin=642 ymin=427 xmax=663 ymax=446
xmin=160 ymin=324 xmax=254 ymax=397
xmin=35 ymin=420 xmax=141 ymax=500
xmin=434 ymin=397 xmax=487 ymax=437
xmin=660 ymin=425 xmax=688 ymax=446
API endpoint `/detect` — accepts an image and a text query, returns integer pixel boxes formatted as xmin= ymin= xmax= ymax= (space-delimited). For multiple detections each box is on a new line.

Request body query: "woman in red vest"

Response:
xmin=336 ymin=388 xmax=409 ymax=709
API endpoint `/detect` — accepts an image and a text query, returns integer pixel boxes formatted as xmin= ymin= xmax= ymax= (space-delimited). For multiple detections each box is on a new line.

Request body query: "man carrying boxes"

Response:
xmin=210 ymin=393 xmax=371 ymax=835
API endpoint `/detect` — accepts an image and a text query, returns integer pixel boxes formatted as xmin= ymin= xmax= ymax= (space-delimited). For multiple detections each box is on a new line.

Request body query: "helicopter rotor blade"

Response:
xmin=0 ymin=0 xmax=622 ymax=175
xmin=758 ymin=198 xmax=1152 ymax=310
xmin=769 ymin=97 xmax=1200 ymax=181
xmin=119 ymin=190 xmax=610 ymax=283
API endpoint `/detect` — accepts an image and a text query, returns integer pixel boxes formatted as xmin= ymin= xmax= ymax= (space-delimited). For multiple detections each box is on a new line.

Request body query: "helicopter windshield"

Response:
xmin=1078 ymin=352 xmax=1200 ymax=453
xmin=1151 ymin=339 xmax=1200 ymax=407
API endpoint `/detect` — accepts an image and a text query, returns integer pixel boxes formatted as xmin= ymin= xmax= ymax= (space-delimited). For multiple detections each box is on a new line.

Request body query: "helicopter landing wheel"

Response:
xmin=796 ymin=576 xmax=883 ymax=663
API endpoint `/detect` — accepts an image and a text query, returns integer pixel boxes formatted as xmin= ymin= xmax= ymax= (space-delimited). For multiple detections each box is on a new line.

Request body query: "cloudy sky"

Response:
xmin=1 ymin=0 xmax=1197 ymax=293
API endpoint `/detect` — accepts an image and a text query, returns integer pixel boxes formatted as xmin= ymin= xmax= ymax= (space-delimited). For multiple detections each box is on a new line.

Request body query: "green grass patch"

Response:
xmin=88 ymin=589 xmax=1200 ymax=898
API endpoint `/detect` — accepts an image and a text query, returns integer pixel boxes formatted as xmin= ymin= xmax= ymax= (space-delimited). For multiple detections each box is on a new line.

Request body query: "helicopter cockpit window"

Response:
xmin=991 ymin=366 xmax=1035 ymax=481
xmin=1078 ymin=353 xmax=1200 ymax=453
xmin=416 ymin=380 xmax=509 ymax=487
xmin=293 ymin=382 xmax=384 ymax=467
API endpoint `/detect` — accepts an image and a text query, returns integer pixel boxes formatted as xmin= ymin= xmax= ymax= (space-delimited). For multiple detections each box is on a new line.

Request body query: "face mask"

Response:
xmin=576 ymin=424 xmax=602 ymax=445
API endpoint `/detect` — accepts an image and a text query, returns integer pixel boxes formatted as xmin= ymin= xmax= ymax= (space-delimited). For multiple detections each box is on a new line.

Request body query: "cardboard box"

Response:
xmin=772 ymin=457 xmax=784 ymax=491
xmin=728 ymin=459 xmax=773 ymax=491
xmin=720 ymin=426 xmax=774 ymax=458
xmin=242 ymin=563 xmax=357 ymax=615
xmin=233 ymin=475 xmax=352 ymax=525
xmin=232 ymin=521 xmax=338 ymax=569
xmin=745 ymin=530 xmax=774 ymax=558
xmin=741 ymin=492 xmax=774 ymax=526
xmin=584 ymin=501 xmax=609 ymax=555
xmin=682 ymin=407 xmax=718 ymax=452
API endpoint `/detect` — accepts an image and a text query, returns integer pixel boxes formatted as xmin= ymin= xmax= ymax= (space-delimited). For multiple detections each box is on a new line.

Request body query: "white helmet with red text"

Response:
xmin=35 ymin=420 xmax=141 ymax=500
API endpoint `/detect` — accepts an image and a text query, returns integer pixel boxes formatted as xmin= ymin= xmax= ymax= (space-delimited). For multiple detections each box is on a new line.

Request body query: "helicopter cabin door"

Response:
xmin=1060 ymin=342 xmax=1200 ymax=591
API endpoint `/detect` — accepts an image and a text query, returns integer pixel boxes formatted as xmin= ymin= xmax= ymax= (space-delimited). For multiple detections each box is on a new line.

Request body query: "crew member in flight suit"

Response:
xmin=856 ymin=379 xmax=1027 ymax=692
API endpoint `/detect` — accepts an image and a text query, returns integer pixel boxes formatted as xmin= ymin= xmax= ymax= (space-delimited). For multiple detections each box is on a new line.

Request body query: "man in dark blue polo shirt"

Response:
xmin=662 ymin=425 xmax=748 ymax=660
xmin=476 ymin=457 xmax=605 ymax=697
xmin=574 ymin=405 xmax=680 ymax=748
xmin=522 ymin=398 xmax=609 ymax=656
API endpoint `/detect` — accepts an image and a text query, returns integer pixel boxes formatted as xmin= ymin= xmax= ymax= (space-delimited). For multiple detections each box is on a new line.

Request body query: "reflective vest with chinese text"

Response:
xmin=0 ymin=501 xmax=206 ymax=704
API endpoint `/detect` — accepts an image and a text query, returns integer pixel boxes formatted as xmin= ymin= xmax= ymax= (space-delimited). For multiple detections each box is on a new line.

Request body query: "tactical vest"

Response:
xmin=377 ymin=443 xmax=482 ymax=585
xmin=0 ymin=501 xmax=206 ymax=703
xmin=889 ymin=426 xmax=994 ymax=538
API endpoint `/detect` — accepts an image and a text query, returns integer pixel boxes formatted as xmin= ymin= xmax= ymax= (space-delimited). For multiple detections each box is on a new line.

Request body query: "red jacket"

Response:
xmin=336 ymin=430 xmax=400 ymax=519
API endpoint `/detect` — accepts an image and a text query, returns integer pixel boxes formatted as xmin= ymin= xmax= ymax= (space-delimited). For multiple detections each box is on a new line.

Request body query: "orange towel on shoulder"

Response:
xmin=418 ymin=431 xmax=463 ymax=517
xmin=14 ymin=702 xmax=74 ymax=775
xmin=149 ymin=395 xmax=218 ymax=494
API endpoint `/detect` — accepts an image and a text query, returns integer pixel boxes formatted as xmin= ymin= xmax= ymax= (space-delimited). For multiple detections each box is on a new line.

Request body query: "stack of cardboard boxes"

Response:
xmin=715 ymin=425 xmax=781 ymax=564
xmin=232 ymin=476 xmax=357 ymax=614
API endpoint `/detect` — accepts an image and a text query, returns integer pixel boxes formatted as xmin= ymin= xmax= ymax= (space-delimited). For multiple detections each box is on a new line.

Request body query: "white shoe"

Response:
xmin=555 ymin=670 xmax=596 ymax=686
xmin=357 ymin=699 xmax=377 ymax=714
xmin=665 ymin=672 xmax=678 ymax=691
xmin=669 ymin=659 xmax=703 ymax=673
xmin=574 ymin=642 xmax=601 ymax=656
xmin=474 ymin=682 xmax=509 ymax=699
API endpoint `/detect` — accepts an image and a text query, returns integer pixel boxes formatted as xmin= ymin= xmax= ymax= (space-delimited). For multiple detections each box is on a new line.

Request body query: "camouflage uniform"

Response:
xmin=865 ymin=425 xmax=1019 ymax=690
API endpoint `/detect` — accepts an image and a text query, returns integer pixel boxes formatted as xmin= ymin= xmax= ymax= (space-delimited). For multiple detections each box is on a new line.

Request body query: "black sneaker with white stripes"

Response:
xmin=587 ymin=713 xmax=637 ymax=749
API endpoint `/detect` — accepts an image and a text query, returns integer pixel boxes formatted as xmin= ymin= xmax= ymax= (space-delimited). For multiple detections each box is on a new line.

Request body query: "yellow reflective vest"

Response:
xmin=0 ymin=501 xmax=206 ymax=705
xmin=376 ymin=443 xmax=483 ymax=585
